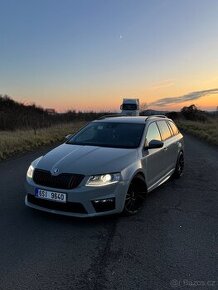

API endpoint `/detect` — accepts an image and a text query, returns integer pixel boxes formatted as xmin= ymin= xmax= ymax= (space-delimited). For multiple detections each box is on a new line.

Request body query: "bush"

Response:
xmin=181 ymin=104 xmax=208 ymax=122
xmin=0 ymin=95 xmax=110 ymax=131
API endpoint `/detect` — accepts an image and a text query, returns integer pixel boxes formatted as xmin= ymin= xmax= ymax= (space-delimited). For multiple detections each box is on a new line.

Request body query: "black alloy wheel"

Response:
xmin=123 ymin=176 xmax=146 ymax=215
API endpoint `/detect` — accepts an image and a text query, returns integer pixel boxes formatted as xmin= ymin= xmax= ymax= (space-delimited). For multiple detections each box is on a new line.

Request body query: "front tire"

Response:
xmin=122 ymin=175 xmax=147 ymax=216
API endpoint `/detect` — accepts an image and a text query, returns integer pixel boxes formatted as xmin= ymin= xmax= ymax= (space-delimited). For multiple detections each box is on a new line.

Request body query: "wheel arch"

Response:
xmin=121 ymin=171 xmax=147 ymax=216
xmin=129 ymin=171 xmax=147 ymax=194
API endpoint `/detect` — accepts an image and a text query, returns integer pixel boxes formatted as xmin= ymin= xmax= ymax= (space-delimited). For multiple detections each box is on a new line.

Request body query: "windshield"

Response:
xmin=122 ymin=104 xmax=138 ymax=110
xmin=67 ymin=122 xmax=145 ymax=148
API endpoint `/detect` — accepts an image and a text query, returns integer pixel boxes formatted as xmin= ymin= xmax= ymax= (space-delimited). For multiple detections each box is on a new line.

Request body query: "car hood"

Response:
xmin=36 ymin=143 xmax=138 ymax=175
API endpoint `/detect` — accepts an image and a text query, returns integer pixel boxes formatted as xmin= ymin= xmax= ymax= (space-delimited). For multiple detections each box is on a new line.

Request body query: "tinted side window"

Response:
xmin=146 ymin=122 xmax=161 ymax=144
xmin=157 ymin=121 xmax=172 ymax=141
xmin=168 ymin=121 xmax=179 ymax=135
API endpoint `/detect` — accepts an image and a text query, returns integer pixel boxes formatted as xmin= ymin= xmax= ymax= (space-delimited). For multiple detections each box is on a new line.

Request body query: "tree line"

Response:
xmin=166 ymin=104 xmax=216 ymax=121
xmin=0 ymin=95 xmax=109 ymax=131
xmin=0 ymin=95 xmax=216 ymax=131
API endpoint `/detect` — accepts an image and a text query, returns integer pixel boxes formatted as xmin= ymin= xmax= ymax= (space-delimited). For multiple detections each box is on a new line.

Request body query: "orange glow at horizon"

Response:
xmin=42 ymin=92 xmax=218 ymax=112
xmin=13 ymin=77 xmax=218 ymax=112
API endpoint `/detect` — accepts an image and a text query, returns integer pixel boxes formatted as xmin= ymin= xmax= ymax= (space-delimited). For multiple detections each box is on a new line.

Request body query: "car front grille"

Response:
xmin=27 ymin=194 xmax=87 ymax=214
xmin=33 ymin=169 xmax=84 ymax=190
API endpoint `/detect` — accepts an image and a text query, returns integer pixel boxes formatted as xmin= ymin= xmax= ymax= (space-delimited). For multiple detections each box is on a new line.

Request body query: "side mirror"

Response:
xmin=146 ymin=139 xmax=164 ymax=149
xmin=120 ymin=105 xmax=123 ymax=110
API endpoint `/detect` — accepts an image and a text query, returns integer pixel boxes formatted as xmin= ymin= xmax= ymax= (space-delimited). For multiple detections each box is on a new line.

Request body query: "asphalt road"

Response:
xmin=0 ymin=135 xmax=217 ymax=290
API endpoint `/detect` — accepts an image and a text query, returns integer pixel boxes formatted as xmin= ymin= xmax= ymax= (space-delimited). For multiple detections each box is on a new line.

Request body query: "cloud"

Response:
xmin=149 ymin=88 xmax=218 ymax=107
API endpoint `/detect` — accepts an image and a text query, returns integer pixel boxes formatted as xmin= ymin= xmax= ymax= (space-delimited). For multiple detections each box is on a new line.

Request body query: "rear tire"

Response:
xmin=173 ymin=151 xmax=184 ymax=178
xmin=122 ymin=175 xmax=147 ymax=216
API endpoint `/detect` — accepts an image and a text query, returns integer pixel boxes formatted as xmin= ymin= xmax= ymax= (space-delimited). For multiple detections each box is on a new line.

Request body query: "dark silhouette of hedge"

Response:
xmin=165 ymin=111 xmax=180 ymax=120
xmin=180 ymin=104 xmax=208 ymax=122
xmin=1 ymin=95 xmax=214 ymax=132
xmin=0 ymin=95 xmax=110 ymax=131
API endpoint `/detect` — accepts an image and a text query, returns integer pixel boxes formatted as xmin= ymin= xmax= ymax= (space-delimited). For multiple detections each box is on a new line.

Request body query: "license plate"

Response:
xmin=35 ymin=188 xmax=67 ymax=203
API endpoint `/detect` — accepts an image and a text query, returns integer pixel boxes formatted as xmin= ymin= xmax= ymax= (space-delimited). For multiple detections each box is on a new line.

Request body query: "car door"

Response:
xmin=167 ymin=120 xmax=183 ymax=167
xmin=141 ymin=121 xmax=166 ymax=188
xmin=156 ymin=120 xmax=175 ymax=173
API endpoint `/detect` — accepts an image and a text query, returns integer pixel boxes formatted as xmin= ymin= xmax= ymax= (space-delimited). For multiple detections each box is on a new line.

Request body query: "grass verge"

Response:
xmin=0 ymin=121 xmax=86 ymax=160
xmin=176 ymin=118 xmax=218 ymax=146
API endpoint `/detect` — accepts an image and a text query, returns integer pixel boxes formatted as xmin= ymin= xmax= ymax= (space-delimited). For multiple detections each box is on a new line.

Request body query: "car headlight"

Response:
xmin=26 ymin=156 xmax=43 ymax=179
xmin=86 ymin=173 xmax=121 ymax=187
xmin=27 ymin=165 xmax=34 ymax=179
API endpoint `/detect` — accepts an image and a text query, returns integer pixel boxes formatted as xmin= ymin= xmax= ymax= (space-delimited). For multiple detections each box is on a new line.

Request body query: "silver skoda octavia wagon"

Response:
xmin=25 ymin=115 xmax=184 ymax=217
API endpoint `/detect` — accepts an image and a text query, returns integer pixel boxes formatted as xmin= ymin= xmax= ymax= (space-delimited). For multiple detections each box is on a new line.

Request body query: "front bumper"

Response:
xmin=25 ymin=179 xmax=128 ymax=217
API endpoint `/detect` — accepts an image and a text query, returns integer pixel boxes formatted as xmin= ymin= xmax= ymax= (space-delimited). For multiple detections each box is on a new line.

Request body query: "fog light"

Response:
xmin=92 ymin=198 xmax=115 ymax=212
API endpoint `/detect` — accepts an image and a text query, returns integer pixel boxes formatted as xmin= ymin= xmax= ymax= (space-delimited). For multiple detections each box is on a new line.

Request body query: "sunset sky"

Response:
xmin=0 ymin=0 xmax=218 ymax=112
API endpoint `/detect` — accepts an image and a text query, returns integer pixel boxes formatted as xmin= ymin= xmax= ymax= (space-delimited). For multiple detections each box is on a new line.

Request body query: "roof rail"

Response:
xmin=97 ymin=114 xmax=127 ymax=120
xmin=146 ymin=114 xmax=167 ymax=120
xmin=154 ymin=114 xmax=167 ymax=118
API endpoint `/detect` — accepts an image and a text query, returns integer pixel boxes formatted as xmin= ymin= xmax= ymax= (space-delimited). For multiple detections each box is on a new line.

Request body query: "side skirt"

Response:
xmin=147 ymin=169 xmax=175 ymax=193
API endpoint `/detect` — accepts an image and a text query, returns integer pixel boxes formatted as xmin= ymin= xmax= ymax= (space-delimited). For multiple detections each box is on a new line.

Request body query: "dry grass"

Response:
xmin=1 ymin=117 xmax=217 ymax=161
xmin=176 ymin=118 xmax=218 ymax=146
xmin=0 ymin=121 xmax=86 ymax=160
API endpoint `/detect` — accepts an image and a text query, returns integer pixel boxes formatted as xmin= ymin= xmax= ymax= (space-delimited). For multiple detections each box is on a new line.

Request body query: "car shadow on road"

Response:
xmin=25 ymin=205 xmax=119 ymax=227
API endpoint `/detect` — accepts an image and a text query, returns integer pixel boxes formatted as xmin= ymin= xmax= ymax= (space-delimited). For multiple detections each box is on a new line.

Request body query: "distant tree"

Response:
xmin=181 ymin=104 xmax=207 ymax=122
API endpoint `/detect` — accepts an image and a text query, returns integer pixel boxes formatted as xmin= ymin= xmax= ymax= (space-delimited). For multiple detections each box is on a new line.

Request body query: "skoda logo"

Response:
xmin=52 ymin=168 xmax=59 ymax=175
